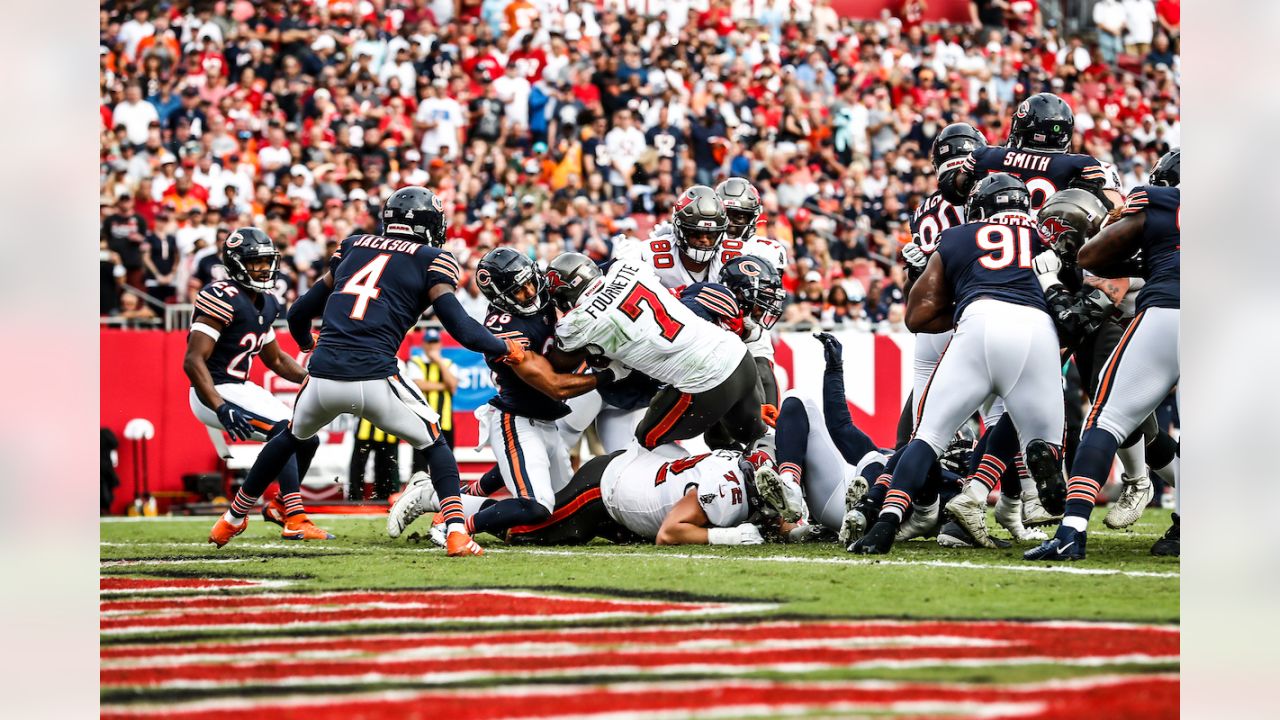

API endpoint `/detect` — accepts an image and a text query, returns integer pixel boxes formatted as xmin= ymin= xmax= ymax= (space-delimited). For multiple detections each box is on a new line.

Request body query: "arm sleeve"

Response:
xmin=287 ymin=280 xmax=332 ymax=348
xmin=432 ymin=291 xmax=508 ymax=357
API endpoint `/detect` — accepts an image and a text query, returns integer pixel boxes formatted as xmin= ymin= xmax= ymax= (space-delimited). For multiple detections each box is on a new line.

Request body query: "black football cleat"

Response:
xmin=848 ymin=517 xmax=899 ymax=555
xmin=937 ymin=519 xmax=1012 ymax=549
xmin=1150 ymin=513 xmax=1180 ymax=557
xmin=1024 ymin=440 xmax=1066 ymax=517
xmin=1024 ymin=525 xmax=1087 ymax=561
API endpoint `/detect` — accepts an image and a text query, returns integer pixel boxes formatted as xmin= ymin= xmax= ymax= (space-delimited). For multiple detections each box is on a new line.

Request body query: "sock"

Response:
xmin=1151 ymin=453 xmax=1179 ymax=488
xmin=469 ymin=497 xmax=549 ymax=535
xmin=237 ymin=430 xmax=302 ymax=515
xmin=878 ymin=440 xmax=936 ymax=521
xmin=1062 ymin=515 xmax=1089 ymax=532
xmin=774 ymin=397 xmax=809 ymax=472
xmin=1117 ymin=436 xmax=1147 ymax=478
xmin=477 ymin=465 xmax=506 ymax=496
xmin=1063 ymin=428 xmax=1120 ymax=522
xmin=420 ymin=440 xmax=464 ymax=526
xmin=969 ymin=453 xmax=1007 ymax=495
xmin=280 ymin=491 xmax=305 ymax=519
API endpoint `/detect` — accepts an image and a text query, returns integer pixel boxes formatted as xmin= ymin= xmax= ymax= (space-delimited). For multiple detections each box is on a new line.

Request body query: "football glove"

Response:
xmin=216 ymin=402 xmax=255 ymax=441
xmin=498 ymin=338 xmax=528 ymax=365
xmin=1032 ymin=249 xmax=1064 ymax=291
xmin=813 ymin=332 xmax=843 ymax=368
xmin=901 ymin=241 xmax=928 ymax=275
xmin=760 ymin=403 xmax=779 ymax=428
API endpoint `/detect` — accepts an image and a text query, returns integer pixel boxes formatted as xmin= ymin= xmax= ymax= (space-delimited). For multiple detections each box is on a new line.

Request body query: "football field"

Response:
xmin=100 ymin=509 xmax=1178 ymax=718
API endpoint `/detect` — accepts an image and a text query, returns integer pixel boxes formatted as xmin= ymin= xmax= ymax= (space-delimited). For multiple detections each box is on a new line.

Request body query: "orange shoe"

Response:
xmin=446 ymin=530 xmax=484 ymax=556
xmin=209 ymin=514 xmax=247 ymax=548
xmin=282 ymin=515 xmax=335 ymax=541
xmin=261 ymin=496 xmax=287 ymax=527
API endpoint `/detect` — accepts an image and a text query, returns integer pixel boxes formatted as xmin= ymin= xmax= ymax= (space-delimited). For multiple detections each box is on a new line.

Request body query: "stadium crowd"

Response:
xmin=100 ymin=0 xmax=1180 ymax=332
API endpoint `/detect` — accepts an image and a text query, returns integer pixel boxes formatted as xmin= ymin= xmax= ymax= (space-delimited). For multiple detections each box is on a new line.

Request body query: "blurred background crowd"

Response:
xmin=100 ymin=0 xmax=1180 ymax=332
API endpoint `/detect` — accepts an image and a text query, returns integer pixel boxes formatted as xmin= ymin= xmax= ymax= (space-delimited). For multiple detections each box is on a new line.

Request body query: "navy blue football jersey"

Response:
xmin=680 ymin=282 xmax=742 ymax=327
xmin=910 ymin=191 xmax=965 ymax=254
xmin=192 ymin=280 xmax=281 ymax=385
xmin=963 ymin=146 xmax=1106 ymax=211
xmin=483 ymin=306 xmax=569 ymax=421
xmin=936 ymin=214 xmax=1049 ymax=321
xmin=307 ymin=234 xmax=463 ymax=381
xmin=1123 ymin=185 xmax=1180 ymax=310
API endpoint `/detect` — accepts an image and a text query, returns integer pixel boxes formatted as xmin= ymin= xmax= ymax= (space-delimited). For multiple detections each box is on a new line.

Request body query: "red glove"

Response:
xmin=499 ymin=338 xmax=528 ymax=365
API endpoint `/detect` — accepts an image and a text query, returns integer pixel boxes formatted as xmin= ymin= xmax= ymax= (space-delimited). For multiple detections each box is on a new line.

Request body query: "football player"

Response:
xmin=1027 ymin=149 xmax=1181 ymax=561
xmin=548 ymin=253 xmax=767 ymax=451
xmin=186 ymin=227 xmax=325 ymax=541
xmin=941 ymin=93 xmax=1110 ymax=213
xmin=387 ymin=247 xmax=619 ymax=541
xmin=211 ymin=187 xmax=525 ymax=556
xmin=852 ymin=174 xmax=1068 ymax=555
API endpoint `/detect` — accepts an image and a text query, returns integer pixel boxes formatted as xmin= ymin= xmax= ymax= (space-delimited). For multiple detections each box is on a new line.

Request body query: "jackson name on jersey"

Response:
xmin=555 ymin=260 xmax=746 ymax=394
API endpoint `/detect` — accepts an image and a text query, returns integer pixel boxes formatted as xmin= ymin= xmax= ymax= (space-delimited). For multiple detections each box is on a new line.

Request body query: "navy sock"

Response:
xmin=880 ymin=440 xmax=937 ymax=519
xmin=865 ymin=449 xmax=901 ymax=506
xmin=476 ymin=465 xmax=505 ymax=496
xmin=775 ymin=397 xmax=809 ymax=475
xmin=232 ymin=430 xmax=301 ymax=519
xmin=1064 ymin=428 xmax=1120 ymax=520
xmin=417 ymin=439 xmax=466 ymax=526
xmin=468 ymin=497 xmax=550 ymax=535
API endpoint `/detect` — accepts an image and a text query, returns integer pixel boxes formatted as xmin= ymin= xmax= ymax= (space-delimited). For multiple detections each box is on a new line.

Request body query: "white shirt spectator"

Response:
xmin=113 ymin=99 xmax=160 ymax=145
xmin=379 ymin=57 xmax=418 ymax=95
xmin=257 ymin=144 xmax=292 ymax=174
xmin=118 ymin=17 xmax=155 ymax=62
xmin=176 ymin=223 xmax=216 ymax=257
xmin=604 ymin=124 xmax=646 ymax=186
xmin=492 ymin=72 xmax=532 ymax=129
xmin=1093 ymin=0 xmax=1126 ymax=37
xmin=1123 ymin=0 xmax=1157 ymax=46
xmin=417 ymin=95 xmax=465 ymax=158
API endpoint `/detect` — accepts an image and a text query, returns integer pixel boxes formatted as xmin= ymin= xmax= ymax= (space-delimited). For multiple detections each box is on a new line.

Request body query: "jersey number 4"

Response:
xmin=620 ymin=284 xmax=685 ymax=341
xmin=977 ymin=225 xmax=1034 ymax=270
xmin=340 ymin=254 xmax=391 ymax=319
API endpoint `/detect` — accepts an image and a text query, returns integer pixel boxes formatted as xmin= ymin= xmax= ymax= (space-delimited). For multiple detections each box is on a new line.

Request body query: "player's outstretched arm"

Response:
xmin=287 ymin=272 xmax=334 ymax=351
xmin=427 ymin=285 xmax=513 ymax=359
xmin=905 ymin=254 xmax=955 ymax=334
xmin=184 ymin=322 xmax=227 ymax=411
xmin=656 ymin=491 xmax=715 ymax=545
xmin=510 ymin=351 xmax=606 ymax=401
xmin=259 ymin=339 xmax=308 ymax=384
xmin=1077 ymin=213 xmax=1146 ymax=277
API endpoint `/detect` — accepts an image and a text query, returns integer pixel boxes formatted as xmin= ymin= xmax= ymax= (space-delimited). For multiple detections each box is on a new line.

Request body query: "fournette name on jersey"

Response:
xmin=964 ymin=146 xmax=1107 ymax=210
xmin=909 ymin=191 xmax=965 ymax=254
xmin=307 ymin=233 xmax=462 ymax=381
xmin=1123 ymin=185 xmax=1180 ymax=311
xmin=484 ymin=305 xmax=570 ymax=421
xmin=193 ymin=279 xmax=281 ymax=385
xmin=936 ymin=214 xmax=1049 ymax=321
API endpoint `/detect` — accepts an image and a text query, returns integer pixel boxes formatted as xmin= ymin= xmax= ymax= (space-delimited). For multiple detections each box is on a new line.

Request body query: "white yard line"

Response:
xmin=486 ymin=549 xmax=1179 ymax=579
xmin=101 ymin=558 xmax=251 ymax=568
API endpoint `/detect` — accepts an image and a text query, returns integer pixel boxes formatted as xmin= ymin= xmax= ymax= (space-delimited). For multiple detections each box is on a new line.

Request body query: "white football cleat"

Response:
xmin=838 ymin=508 xmax=868 ymax=546
xmin=387 ymin=471 xmax=438 ymax=539
xmin=944 ymin=492 xmax=998 ymax=549
xmin=752 ymin=465 xmax=804 ymax=523
xmin=895 ymin=501 xmax=939 ymax=541
xmin=994 ymin=495 xmax=1047 ymax=541
xmin=1020 ymin=488 xmax=1061 ymax=527
xmin=1104 ymin=474 xmax=1154 ymax=530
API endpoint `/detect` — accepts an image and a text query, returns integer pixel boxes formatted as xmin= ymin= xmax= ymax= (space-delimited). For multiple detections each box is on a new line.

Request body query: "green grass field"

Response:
xmin=100 ymin=509 xmax=1179 ymax=718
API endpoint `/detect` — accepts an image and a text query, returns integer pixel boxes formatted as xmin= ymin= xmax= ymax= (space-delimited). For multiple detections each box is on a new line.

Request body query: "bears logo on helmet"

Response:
xmin=225 ymin=232 xmax=244 ymax=248
xmin=1015 ymin=101 xmax=1030 ymax=119
xmin=736 ymin=258 xmax=763 ymax=277
xmin=476 ymin=268 xmax=492 ymax=287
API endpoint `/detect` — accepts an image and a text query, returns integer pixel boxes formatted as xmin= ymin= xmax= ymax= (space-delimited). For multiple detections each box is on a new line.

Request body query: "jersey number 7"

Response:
xmin=340 ymin=254 xmax=391 ymax=320
xmin=620 ymin=284 xmax=685 ymax=341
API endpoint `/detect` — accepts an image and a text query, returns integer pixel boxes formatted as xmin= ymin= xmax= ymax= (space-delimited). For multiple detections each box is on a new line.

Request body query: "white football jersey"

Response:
xmin=600 ymin=444 xmax=750 ymax=539
xmin=616 ymin=225 xmax=790 ymax=295
xmin=556 ymin=260 xmax=746 ymax=393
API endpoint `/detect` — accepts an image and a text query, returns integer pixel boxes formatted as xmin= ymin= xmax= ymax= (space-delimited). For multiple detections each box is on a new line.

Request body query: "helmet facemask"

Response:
xmin=676 ymin=223 xmax=724 ymax=264
xmin=230 ymin=250 xmax=279 ymax=292
xmin=724 ymin=206 xmax=760 ymax=240
xmin=497 ymin=267 xmax=549 ymax=317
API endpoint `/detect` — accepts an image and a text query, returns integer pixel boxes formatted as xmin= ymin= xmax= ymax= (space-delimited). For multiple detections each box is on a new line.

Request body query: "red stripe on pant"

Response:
xmin=644 ymin=392 xmax=693 ymax=449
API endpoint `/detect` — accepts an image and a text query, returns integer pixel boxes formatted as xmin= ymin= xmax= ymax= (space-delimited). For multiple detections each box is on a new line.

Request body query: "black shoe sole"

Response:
xmin=1024 ymin=440 xmax=1066 ymax=517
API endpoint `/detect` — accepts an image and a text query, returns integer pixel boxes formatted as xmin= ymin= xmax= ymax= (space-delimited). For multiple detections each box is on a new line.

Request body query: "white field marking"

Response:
xmin=99 ymin=674 xmax=1178 ymax=716
xmin=101 ymin=596 xmax=774 ymax=618
xmin=100 ymin=579 xmax=293 ymax=596
xmin=101 ymin=635 xmax=1011 ymax=669
xmin=100 ymin=515 xmax=380 ymax=524
xmin=101 ymin=605 xmax=777 ymax=636
xmin=100 ymin=541 xmax=347 ymax=551
xmin=542 ymin=700 xmax=1043 ymax=720
xmin=485 ymin=548 xmax=1180 ymax=579
xmin=101 ymin=559 xmax=252 ymax=568
xmin=103 ymin=660 xmax=1180 ymax=693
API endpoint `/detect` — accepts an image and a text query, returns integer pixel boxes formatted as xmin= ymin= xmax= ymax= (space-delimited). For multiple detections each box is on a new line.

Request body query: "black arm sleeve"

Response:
xmin=287 ymin=280 xmax=332 ymax=349
xmin=821 ymin=364 xmax=879 ymax=465
xmin=432 ymin=290 xmax=509 ymax=357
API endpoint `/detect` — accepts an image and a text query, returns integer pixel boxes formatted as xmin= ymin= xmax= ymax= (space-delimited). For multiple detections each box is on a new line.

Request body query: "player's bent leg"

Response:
xmin=467 ymin=412 xmax=556 ymax=544
xmin=506 ymin=451 xmax=625 ymax=546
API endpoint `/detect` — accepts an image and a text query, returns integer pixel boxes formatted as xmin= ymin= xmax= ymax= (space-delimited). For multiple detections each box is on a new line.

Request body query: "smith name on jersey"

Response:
xmin=936 ymin=214 xmax=1049 ymax=322
xmin=308 ymin=233 xmax=462 ymax=381
xmin=963 ymin=146 xmax=1107 ymax=210
xmin=1123 ymin=185 xmax=1180 ymax=311
xmin=192 ymin=279 xmax=281 ymax=385
xmin=484 ymin=305 xmax=570 ymax=421
xmin=555 ymin=260 xmax=746 ymax=394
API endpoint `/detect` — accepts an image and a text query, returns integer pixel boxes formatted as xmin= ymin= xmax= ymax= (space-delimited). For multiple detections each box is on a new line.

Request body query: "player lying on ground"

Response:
xmin=187 ymin=227 xmax=330 ymax=543
xmin=1027 ymin=149 xmax=1182 ymax=561
xmin=211 ymin=187 xmax=523 ymax=556
xmin=548 ymin=252 xmax=767 ymax=451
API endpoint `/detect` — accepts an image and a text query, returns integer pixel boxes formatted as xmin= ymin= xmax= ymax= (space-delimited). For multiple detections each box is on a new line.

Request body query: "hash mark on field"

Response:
xmin=102 ymin=559 xmax=253 ymax=567
xmin=101 ymin=542 xmax=346 ymax=551
xmin=490 ymin=549 xmax=1179 ymax=579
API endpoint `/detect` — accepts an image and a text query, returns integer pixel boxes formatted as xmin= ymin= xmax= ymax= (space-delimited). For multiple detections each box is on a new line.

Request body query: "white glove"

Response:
xmin=707 ymin=523 xmax=764 ymax=545
xmin=1032 ymin=249 xmax=1063 ymax=291
xmin=901 ymin=241 xmax=927 ymax=271
xmin=650 ymin=221 xmax=674 ymax=239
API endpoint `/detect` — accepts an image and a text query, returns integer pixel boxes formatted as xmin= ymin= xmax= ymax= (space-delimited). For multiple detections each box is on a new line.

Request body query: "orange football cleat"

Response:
xmin=261 ymin=496 xmax=287 ymax=527
xmin=446 ymin=530 xmax=484 ymax=556
xmin=282 ymin=515 xmax=335 ymax=541
xmin=209 ymin=514 xmax=248 ymax=548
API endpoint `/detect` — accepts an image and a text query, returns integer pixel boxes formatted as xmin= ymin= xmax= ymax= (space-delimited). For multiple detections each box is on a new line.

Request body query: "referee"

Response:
xmin=408 ymin=328 xmax=458 ymax=473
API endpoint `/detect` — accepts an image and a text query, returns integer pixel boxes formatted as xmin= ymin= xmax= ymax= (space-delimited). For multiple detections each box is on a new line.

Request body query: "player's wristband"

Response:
xmin=708 ymin=526 xmax=745 ymax=545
